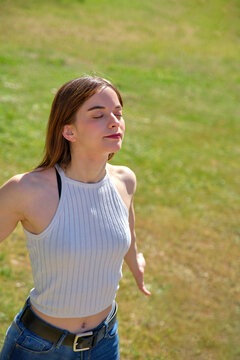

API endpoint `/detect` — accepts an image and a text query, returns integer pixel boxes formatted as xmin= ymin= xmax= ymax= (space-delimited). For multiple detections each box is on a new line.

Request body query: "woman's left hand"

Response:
xmin=134 ymin=253 xmax=151 ymax=296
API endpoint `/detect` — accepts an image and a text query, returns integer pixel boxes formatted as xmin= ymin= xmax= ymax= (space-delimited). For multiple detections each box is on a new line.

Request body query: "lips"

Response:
xmin=105 ymin=133 xmax=122 ymax=139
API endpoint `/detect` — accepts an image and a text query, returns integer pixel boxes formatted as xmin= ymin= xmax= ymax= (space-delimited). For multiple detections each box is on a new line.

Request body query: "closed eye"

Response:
xmin=93 ymin=114 xmax=122 ymax=119
xmin=92 ymin=115 xmax=104 ymax=119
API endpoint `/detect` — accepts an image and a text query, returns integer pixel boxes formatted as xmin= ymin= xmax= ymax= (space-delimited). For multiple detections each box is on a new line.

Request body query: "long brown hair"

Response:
xmin=37 ymin=76 xmax=123 ymax=169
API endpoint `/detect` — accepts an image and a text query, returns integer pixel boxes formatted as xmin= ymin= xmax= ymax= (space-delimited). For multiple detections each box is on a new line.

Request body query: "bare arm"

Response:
xmin=124 ymin=170 xmax=151 ymax=296
xmin=0 ymin=176 xmax=24 ymax=243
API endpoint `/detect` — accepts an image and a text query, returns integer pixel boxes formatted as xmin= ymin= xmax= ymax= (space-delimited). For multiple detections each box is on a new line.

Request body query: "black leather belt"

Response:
xmin=21 ymin=303 xmax=117 ymax=352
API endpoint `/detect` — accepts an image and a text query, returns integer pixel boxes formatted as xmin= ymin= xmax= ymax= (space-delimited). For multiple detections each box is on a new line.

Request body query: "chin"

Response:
xmin=109 ymin=144 xmax=122 ymax=153
xmin=102 ymin=139 xmax=123 ymax=154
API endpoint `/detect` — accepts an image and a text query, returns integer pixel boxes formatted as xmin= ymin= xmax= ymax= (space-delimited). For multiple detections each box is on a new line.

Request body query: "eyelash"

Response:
xmin=93 ymin=114 xmax=122 ymax=119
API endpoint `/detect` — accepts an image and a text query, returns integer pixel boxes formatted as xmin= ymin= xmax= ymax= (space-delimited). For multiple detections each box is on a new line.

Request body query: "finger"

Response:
xmin=138 ymin=279 xmax=151 ymax=296
xmin=141 ymin=285 xmax=151 ymax=296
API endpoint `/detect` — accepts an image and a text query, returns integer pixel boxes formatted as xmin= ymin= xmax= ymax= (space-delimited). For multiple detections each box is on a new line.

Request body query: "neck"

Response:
xmin=64 ymin=153 xmax=109 ymax=183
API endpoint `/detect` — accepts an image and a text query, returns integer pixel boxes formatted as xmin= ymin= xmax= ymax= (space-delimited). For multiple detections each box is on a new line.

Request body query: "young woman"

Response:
xmin=0 ymin=76 xmax=151 ymax=360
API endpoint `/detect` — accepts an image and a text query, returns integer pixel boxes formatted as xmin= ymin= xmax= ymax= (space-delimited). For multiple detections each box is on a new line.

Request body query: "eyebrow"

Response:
xmin=87 ymin=105 xmax=122 ymax=111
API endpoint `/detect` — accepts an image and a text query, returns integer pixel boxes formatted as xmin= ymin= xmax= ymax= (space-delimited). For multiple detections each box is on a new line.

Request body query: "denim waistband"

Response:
xmin=16 ymin=297 xmax=117 ymax=334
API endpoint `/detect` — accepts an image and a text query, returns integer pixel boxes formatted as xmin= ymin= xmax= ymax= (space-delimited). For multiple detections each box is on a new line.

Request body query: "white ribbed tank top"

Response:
xmin=23 ymin=164 xmax=131 ymax=317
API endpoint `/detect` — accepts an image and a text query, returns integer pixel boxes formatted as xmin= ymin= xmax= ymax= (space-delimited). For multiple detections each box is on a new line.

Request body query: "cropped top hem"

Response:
xmin=30 ymin=296 xmax=114 ymax=318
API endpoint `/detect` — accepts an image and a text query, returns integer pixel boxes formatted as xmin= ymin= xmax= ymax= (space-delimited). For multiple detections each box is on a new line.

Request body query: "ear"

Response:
xmin=62 ymin=125 xmax=76 ymax=142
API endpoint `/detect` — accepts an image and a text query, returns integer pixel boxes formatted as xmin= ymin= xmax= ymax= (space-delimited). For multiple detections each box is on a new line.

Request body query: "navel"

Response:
xmin=81 ymin=322 xmax=86 ymax=330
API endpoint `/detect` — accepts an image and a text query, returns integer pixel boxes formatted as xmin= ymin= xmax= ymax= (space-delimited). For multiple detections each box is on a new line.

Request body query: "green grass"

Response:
xmin=0 ymin=0 xmax=240 ymax=359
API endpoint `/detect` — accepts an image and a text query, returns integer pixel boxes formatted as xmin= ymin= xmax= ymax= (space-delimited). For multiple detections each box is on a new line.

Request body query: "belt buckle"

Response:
xmin=73 ymin=331 xmax=93 ymax=352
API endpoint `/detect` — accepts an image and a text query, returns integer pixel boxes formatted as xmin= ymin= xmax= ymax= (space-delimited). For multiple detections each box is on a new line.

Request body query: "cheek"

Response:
xmin=80 ymin=120 xmax=102 ymax=133
xmin=120 ymin=120 xmax=125 ymax=132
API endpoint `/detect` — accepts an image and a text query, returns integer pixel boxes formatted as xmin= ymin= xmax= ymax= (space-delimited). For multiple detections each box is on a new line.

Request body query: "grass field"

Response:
xmin=0 ymin=0 xmax=240 ymax=359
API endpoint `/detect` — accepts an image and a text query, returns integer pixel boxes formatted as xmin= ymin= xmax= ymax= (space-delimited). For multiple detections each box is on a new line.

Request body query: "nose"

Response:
xmin=109 ymin=113 xmax=120 ymax=127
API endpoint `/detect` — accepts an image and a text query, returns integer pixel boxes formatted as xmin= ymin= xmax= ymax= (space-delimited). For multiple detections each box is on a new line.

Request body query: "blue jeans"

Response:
xmin=0 ymin=298 xmax=119 ymax=360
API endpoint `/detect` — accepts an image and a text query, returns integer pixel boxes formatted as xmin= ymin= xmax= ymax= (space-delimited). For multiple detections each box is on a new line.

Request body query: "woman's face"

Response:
xmin=64 ymin=86 xmax=125 ymax=158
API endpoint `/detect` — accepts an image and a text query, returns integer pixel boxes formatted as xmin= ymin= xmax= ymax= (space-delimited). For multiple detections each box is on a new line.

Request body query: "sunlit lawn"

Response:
xmin=0 ymin=0 xmax=239 ymax=359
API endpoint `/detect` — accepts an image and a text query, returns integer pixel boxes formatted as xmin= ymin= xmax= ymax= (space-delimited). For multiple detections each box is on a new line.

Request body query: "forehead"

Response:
xmin=81 ymin=87 xmax=121 ymax=110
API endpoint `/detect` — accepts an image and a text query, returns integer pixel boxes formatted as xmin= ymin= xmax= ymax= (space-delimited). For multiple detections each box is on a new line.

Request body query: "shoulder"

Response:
xmin=0 ymin=167 xmax=56 ymax=201
xmin=0 ymin=173 xmax=28 ymax=197
xmin=107 ymin=164 xmax=137 ymax=196
xmin=0 ymin=173 xmax=32 ymax=217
